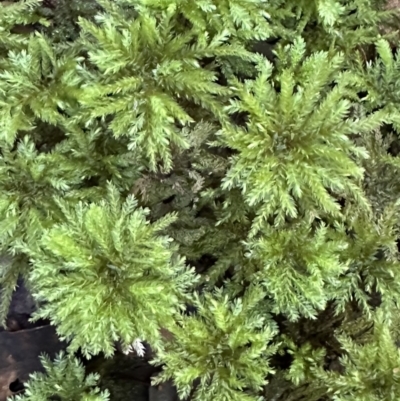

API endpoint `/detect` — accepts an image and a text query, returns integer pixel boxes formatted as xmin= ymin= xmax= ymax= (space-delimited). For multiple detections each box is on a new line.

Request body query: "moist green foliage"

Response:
xmin=307 ymin=311 xmax=400 ymax=401
xmin=152 ymin=286 xmax=278 ymax=401
xmin=132 ymin=0 xmax=273 ymax=40
xmin=0 ymin=0 xmax=47 ymax=53
xmin=0 ymin=33 xmax=83 ymax=143
xmin=11 ymin=352 xmax=110 ymax=401
xmin=21 ymin=183 xmax=197 ymax=357
xmin=243 ymin=221 xmax=348 ymax=320
xmin=274 ymin=0 xmax=397 ymax=53
xmin=353 ymin=39 xmax=400 ymax=132
xmin=2 ymin=0 xmax=400 ymax=401
xmin=220 ymin=37 xmax=384 ymax=232
xmin=76 ymin=0 xmax=256 ymax=170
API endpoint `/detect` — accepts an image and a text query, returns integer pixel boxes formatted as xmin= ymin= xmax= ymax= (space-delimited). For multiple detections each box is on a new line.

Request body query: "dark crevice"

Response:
xmin=9 ymin=378 xmax=24 ymax=393
xmin=162 ymin=195 xmax=176 ymax=204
